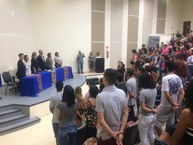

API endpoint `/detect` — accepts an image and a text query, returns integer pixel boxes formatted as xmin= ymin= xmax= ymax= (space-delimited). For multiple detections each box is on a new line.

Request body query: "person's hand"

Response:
xmin=116 ymin=133 xmax=124 ymax=145
xmin=172 ymin=104 xmax=180 ymax=111
xmin=112 ymin=132 xmax=118 ymax=139
xmin=152 ymin=108 xmax=158 ymax=114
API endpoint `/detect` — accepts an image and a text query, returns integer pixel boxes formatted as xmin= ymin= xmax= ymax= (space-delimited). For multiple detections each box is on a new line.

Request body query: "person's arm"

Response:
xmin=127 ymin=90 xmax=136 ymax=99
xmin=170 ymin=109 xmax=189 ymax=145
xmin=141 ymin=101 xmax=158 ymax=113
xmin=139 ymin=91 xmax=158 ymax=113
xmin=116 ymin=105 xmax=128 ymax=145
xmin=164 ymin=91 xmax=177 ymax=106
xmin=97 ymin=112 xmax=118 ymax=139
xmin=55 ymin=108 xmax=61 ymax=121
xmin=49 ymin=98 xmax=54 ymax=113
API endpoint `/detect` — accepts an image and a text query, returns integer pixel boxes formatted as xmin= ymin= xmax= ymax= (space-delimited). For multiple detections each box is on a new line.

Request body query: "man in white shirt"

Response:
xmin=155 ymin=60 xmax=184 ymax=136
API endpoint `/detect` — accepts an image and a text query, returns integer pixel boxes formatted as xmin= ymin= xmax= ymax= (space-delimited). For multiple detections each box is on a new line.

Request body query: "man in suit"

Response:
xmin=36 ymin=49 xmax=46 ymax=71
xmin=16 ymin=53 xmax=26 ymax=93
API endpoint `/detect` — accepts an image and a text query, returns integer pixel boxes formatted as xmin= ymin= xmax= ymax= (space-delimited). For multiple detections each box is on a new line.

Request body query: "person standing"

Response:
xmin=46 ymin=53 xmax=53 ymax=70
xmin=77 ymin=51 xmax=85 ymax=74
xmin=88 ymin=52 xmax=94 ymax=71
xmin=155 ymin=60 xmax=184 ymax=136
xmin=138 ymin=73 xmax=157 ymax=145
xmin=96 ymin=68 xmax=128 ymax=145
xmin=126 ymin=68 xmax=137 ymax=121
xmin=49 ymin=81 xmax=63 ymax=145
xmin=36 ymin=49 xmax=46 ymax=71
xmin=56 ymin=85 xmax=78 ymax=145
xmin=24 ymin=55 xmax=31 ymax=75
xmin=31 ymin=52 xmax=39 ymax=74
xmin=16 ymin=53 xmax=26 ymax=93
xmin=54 ymin=52 xmax=62 ymax=68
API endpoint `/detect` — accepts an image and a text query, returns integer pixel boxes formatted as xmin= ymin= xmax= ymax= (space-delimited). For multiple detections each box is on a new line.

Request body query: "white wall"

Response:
xmin=181 ymin=0 xmax=193 ymax=31
xmin=30 ymin=0 xmax=91 ymax=73
xmin=165 ymin=0 xmax=182 ymax=35
xmin=0 ymin=0 xmax=34 ymax=73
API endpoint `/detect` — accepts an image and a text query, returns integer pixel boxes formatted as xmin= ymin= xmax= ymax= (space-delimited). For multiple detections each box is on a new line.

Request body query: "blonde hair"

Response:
xmin=74 ymin=86 xmax=83 ymax=101
xmin=32 ymin=52 xmax=37 ymax=58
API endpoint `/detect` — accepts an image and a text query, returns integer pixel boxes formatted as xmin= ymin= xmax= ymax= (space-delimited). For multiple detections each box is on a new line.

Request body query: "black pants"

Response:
xmin=128 ymin=105 xmax=135 ymax=121
xmin=85 ymin=126 xmax=97 ymax=138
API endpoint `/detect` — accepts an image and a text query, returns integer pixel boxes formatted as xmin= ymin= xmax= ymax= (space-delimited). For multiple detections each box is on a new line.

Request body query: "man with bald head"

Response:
xmin=36 ymin=49 xmax=46 ymax=71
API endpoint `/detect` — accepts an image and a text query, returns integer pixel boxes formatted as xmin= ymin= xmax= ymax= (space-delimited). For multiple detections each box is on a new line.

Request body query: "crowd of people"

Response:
xmin=49 ymin=30 xmax=193 ymax=145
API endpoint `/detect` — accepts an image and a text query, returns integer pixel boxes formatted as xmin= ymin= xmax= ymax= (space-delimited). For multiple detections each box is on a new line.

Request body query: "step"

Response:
xmin=0 ymin=114 xmax=28 ymax=126
xmin=0 ymin=117 xmax=40 ymax=135
xmin=0 ymin=109 xmax=21 ymax=119
xmin=0 ymin=105 xmax=15 ymax=112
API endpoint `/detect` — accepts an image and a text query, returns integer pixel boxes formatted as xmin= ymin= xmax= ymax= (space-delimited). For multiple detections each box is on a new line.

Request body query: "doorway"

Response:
xmin=183 ymin=21 xmax=191 ymax=36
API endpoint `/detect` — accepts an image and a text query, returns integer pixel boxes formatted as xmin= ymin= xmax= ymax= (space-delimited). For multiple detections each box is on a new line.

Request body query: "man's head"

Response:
xmin=116 ymin=71 xmax=124 ymax=83
xmin=18 ymin=53 xmax=24 ymax=60
xmin=103 ymin=68 xmax=116 ymax=86
xmin=55 ymin=81 xmax=63 ymax=92
xmin=39 ymin=50 xmax=43 ymax=55
xmin=165 ymin=60 xmax=175 ymax=73
xmin=24 ymin=55 xmax=29 ymax=62
xmin=126 ymin=68 xmax=134 ymax=78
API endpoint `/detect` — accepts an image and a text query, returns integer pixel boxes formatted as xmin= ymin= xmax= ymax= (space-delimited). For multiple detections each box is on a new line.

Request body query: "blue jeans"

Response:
xmin=78 ymin=63 xmax=83 ymax=74
xmin=58 ymin=125 xmax=77 ymax=145
xmin=52 ymin=123 xmax=60 ymax=145
xmin=138 ymin=114 xmax=156 ymax=145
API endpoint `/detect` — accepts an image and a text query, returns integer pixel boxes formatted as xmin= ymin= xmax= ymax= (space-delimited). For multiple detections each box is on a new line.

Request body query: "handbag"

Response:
xmin=83 ymin=137 xmax=97 ymax=145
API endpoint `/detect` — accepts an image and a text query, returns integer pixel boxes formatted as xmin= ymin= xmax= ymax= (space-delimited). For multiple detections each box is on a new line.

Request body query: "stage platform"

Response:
xmin=0 ymin=74 xmax=86 ymax=107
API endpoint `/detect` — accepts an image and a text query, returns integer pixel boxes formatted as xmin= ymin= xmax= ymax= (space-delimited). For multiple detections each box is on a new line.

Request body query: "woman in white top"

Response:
xmin=54 ymin=52 xmax=62 ymax=68
xmin=24 ymin=55 xmax=31 ymax=75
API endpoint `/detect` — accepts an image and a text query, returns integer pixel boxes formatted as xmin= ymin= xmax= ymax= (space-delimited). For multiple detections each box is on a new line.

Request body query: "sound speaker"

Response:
xmin=95 ymin=58 xmax=104 ymax=73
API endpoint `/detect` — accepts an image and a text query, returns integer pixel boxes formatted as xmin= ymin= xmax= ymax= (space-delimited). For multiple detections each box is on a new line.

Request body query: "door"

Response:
xmin=183 ymin=21 xmax=191 ymax=36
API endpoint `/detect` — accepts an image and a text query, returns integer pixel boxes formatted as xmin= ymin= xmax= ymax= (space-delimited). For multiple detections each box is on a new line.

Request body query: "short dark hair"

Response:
xmin=24 ymin=55 xmax=28 ymax=59
xmin=55 ymin=52 xmax=58 ymax=56
xmin=132 ymin=49 xmax=137 ymax=53
xmin=139 ymin=73 xmax=155 ymax=89
xmin=127 ymin=68 xmax=134 ymax=77
xmin=47 ymin=53 xmax=51 ymax=57
xmin=104 ymin=68 xmax=116 ymax=85
xmin=18 ymin=53 xmax=24 ymax=57
xmin=137 ymin=66 xmax=146 ymax=74
xmin=55 ymin=81 xmax=63 ymax=91
xmin=62 ymin=85 xmax=75 ymax=108
xmin=116 ymin=71 xmax=124 ymax=82
xmin=89 ymin=85 xmax=99 ymax=98
xmin=165 ymin=60 xmax=175 ymax=72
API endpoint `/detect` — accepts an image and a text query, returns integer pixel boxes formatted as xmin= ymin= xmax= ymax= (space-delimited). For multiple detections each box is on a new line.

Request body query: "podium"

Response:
xmin=95 ymin=58 xmax=104 ymax=73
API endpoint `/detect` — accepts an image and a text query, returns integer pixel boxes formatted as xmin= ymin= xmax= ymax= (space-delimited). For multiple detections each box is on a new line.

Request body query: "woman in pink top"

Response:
xmin=162 ymin=44 xmax=169 ymax=54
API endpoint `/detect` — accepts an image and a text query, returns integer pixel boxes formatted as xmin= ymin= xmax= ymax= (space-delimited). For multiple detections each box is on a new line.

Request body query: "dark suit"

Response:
xmin=31 ymin=57 xmax=38 ymax=74
xmin=16 ymin=59 xmax=26 ymax=80
xmin=16 ymin=59 xmax=26 ymax=94
xmin=36 ymin=55 xmax=46 ymax=71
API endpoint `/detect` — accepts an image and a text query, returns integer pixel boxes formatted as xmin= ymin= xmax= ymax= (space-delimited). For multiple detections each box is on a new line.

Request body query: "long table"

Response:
xmin=20 ymin=66 xmax=73 ymax=96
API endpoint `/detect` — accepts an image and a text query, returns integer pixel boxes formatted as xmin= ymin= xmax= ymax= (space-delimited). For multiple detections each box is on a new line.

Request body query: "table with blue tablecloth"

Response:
xmin=20 ymin=66 xmax=73 ymax=96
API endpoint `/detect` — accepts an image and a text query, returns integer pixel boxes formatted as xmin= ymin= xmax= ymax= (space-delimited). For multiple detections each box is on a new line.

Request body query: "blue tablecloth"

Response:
xmin=39 ymin=71 xmax=52 ymax=90
xmin=20 ymin=66 xmax=73 ymax=96
xmin=56 ymin=68 xmax=65 ymax=81
xmin=64 ymin=66 xmax=74 ymax=79
xmin=20 ymin=75 xmax=39 ymax=96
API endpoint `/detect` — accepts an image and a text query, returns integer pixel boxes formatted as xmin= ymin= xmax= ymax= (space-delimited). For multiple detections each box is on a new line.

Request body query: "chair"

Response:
xmin=2 ymin=71 xmax=18 ymax=95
